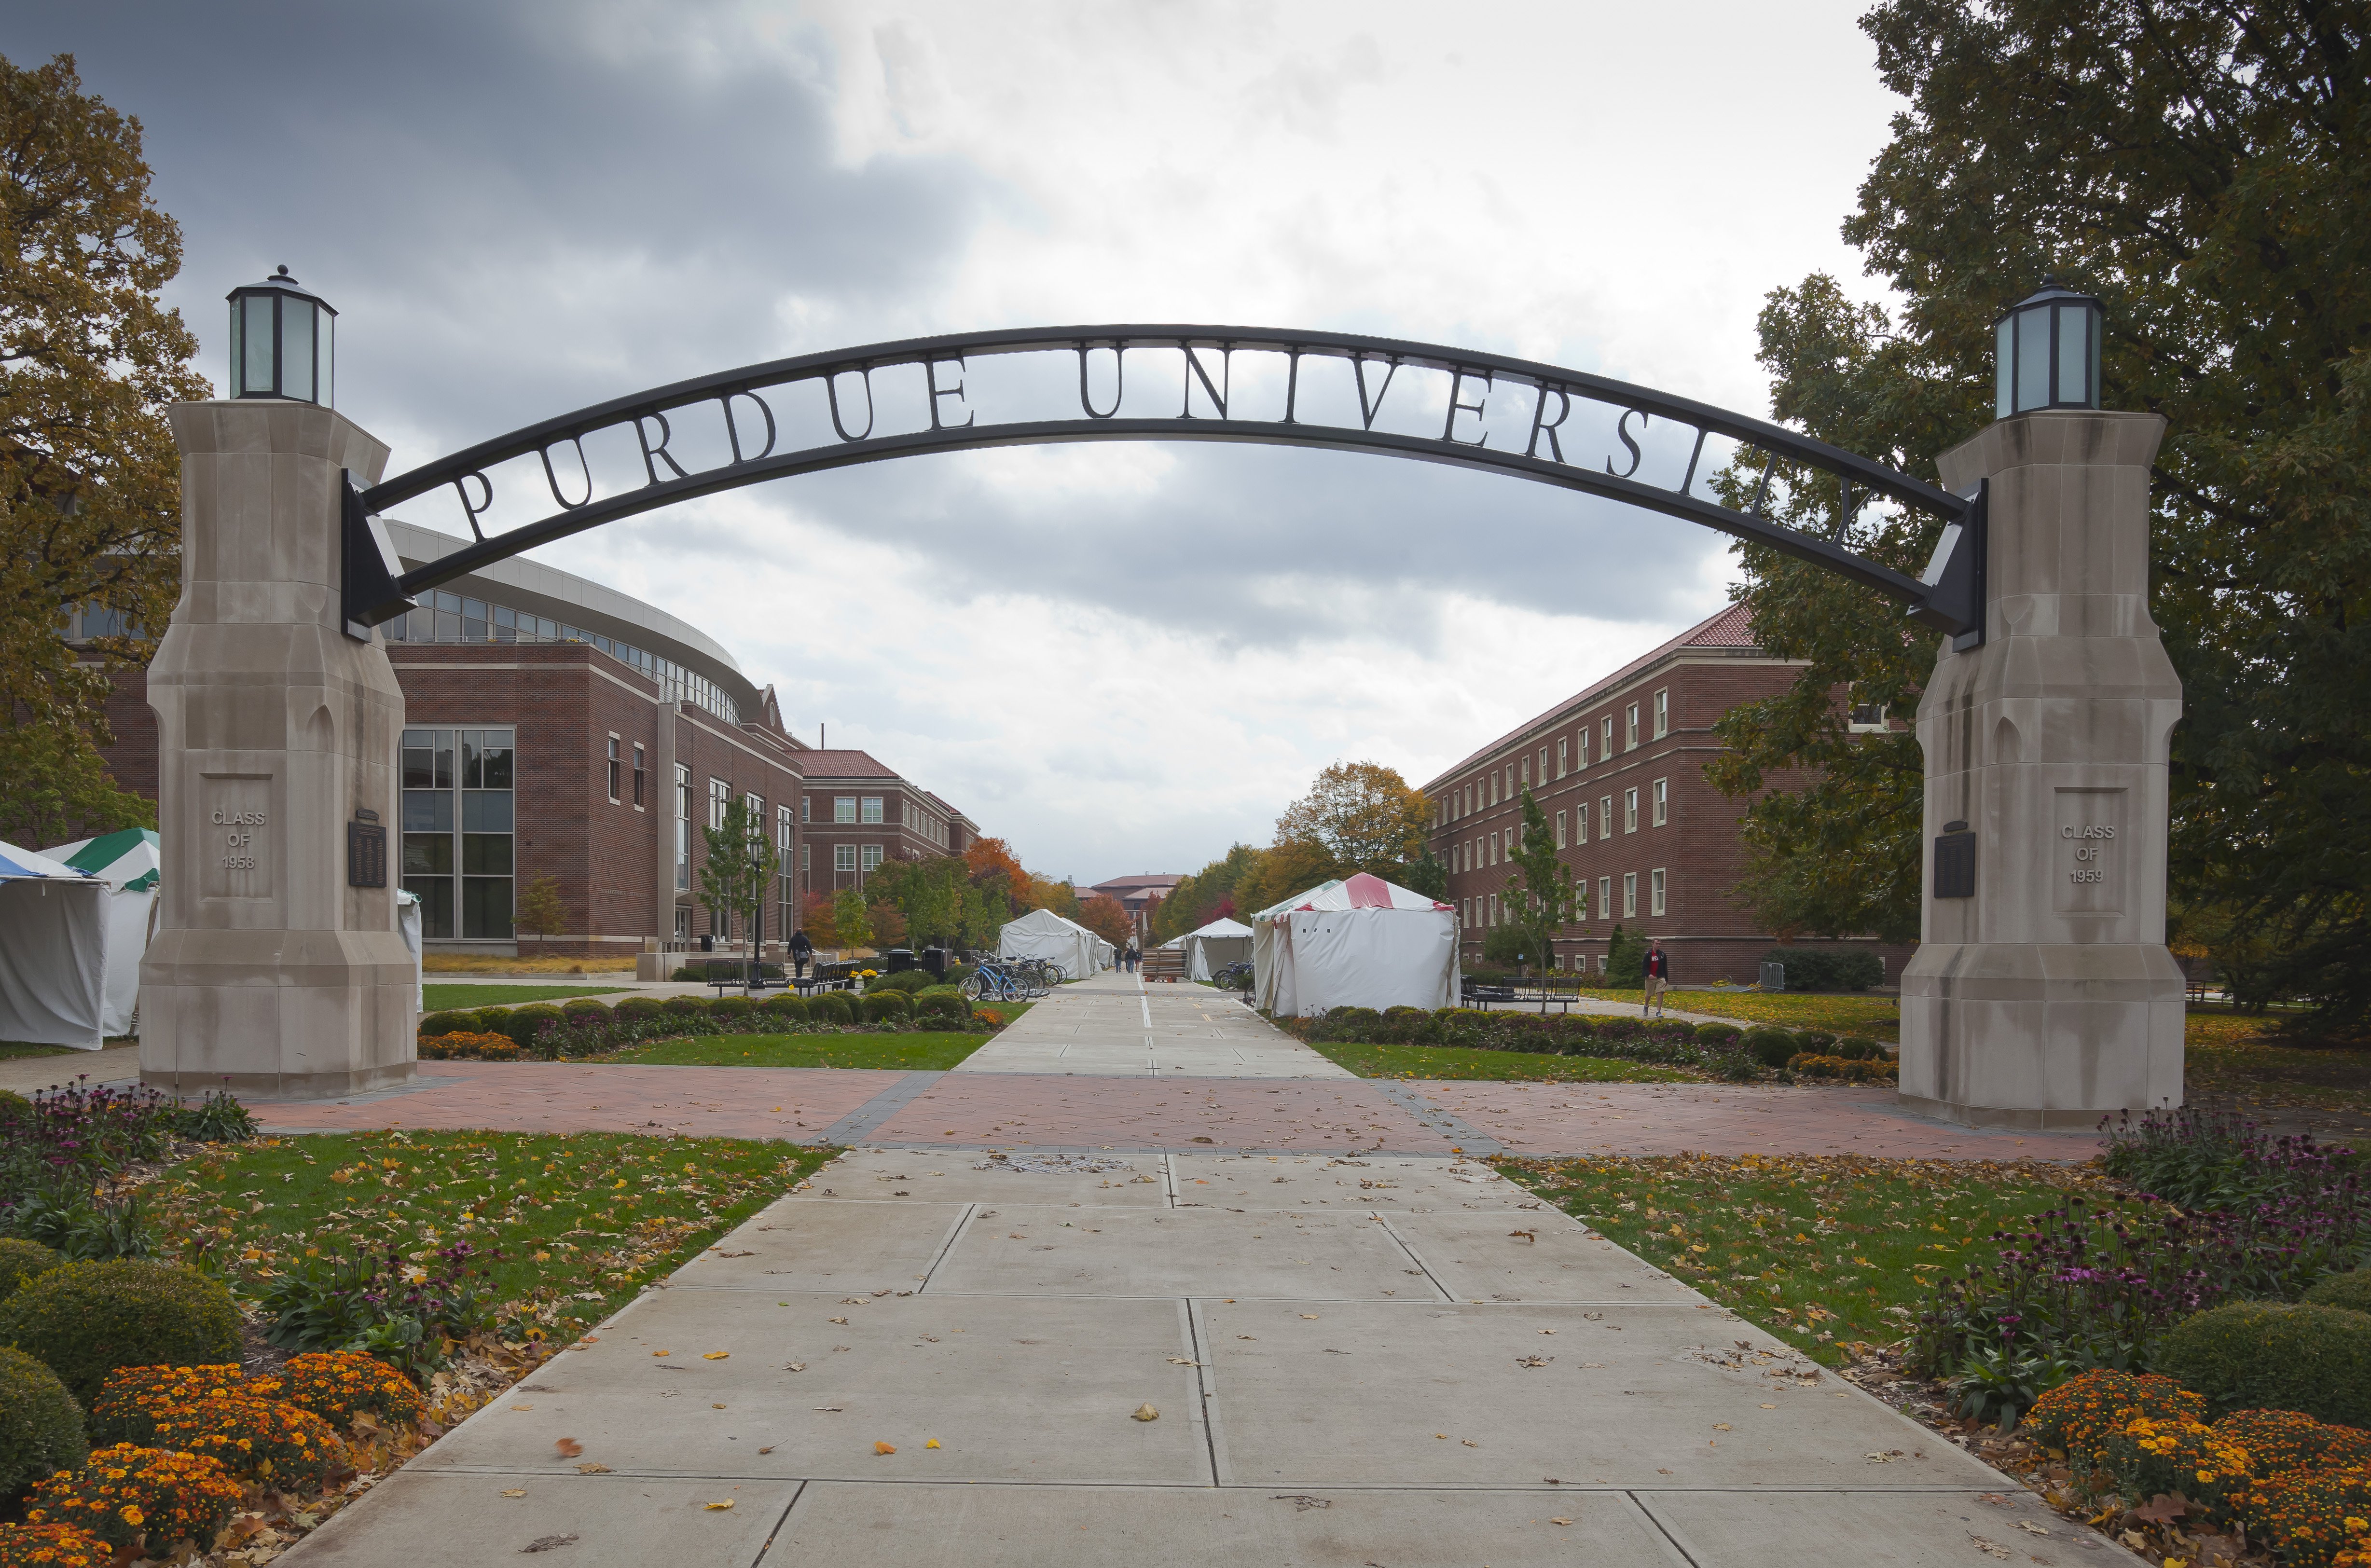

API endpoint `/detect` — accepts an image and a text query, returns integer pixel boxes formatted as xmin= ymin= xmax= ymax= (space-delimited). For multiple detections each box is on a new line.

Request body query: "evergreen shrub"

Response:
xmin=559 ymin=998 xmax=610 ymax=1020
xmin=2304 ymin=1271 xmax=2371 ymax=1316
xmin=912 ymin=987 xmax=971 ymax=1023
xmin=1739 ymin=1027 xmax=1796 ymax=1068
xmin=861 ymin=990 xmax=912 ymax=1024
xmin=0 ymin=1347 xmax=85 ymax=1503
xmin=2154 ymin=1301 xmax=2371 ymax=1426
xmin=0 ymin=1238 xmax=63 ymax=1300
xmin=613 ymin=996 xmax=662 ymax=1023
xmin=710 ymin=996 xmax=757 ymax=1026
xmin=758 ymin=994 xmax=810 ymax=1022
xmin=662 ymin=996 xmax=712 ymax=1018
xmin=1760 ymin=947 xmax=1884 ymax=992
xmin=0 ymin=1262 xmax=242 ymax=1403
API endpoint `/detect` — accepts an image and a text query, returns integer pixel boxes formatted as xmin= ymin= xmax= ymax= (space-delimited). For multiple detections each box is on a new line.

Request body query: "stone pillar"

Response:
xmin=138 ymin=401 xmax=416 ymax=1100
xmin=1897 ymin=411 xmax=2185 ymax=1128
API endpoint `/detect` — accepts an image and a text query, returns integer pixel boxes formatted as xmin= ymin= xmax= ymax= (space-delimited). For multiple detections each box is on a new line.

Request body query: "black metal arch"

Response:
xmin=345 ymin=324 xmax=1985 ymax=640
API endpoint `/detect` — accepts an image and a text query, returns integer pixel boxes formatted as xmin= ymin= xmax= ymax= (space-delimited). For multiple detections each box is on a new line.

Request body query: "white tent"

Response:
xmin=998 ymin=907 xmax=1106 ymax=977
xmin=45 ymin=828 xmax=161 ymax=1038
xmin=1249 ymin=872 xmax=1459 ymax=1015
xmin=0 ymin=841 xmax=111 ymax=1048
xmin=1181 ymin=916 xmax=1254 ymax=981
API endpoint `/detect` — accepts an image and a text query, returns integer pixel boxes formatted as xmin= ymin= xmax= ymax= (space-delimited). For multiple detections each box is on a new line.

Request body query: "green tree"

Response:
xmin=1231 ymin=838 xmax=1339 ymax=920
xmin=1398 ymin=847 xmax=1448 ymax=901
xmin=1712 ymin=0 xmax=2371 ymax=1025
xmin=515 ymin=872 xmax=568 ymax=946
xmin=0 ymin=718 xmax=152 ymax=845
xmin=697 ymin=798 xmax=777 ymax=947
xmin=1500 ymin=788 xmax=1578 ymax=990
xmin=832 ymin=884 xmax=874 ymax=950
xmin=1151 ymin=843 xmax=1263 ymax=941
xmin=1272 ymin=761 xmax=1430 ymax=878
xmin=1 ymin=55 xmax=211 ymax=817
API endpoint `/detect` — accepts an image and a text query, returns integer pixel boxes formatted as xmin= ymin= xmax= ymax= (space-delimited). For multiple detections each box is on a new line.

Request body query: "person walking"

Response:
xmin=1642 ymin=940 xmax=1671 ymax=1017
xmin=788 ymin=927 xmax=813 ymax=981
xmin=1124 ymin=943 xmax=1141 ymax=974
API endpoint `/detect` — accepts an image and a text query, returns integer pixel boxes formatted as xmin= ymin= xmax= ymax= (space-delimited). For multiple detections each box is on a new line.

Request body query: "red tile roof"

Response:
xmin=1422 ymin=602 xmax=1767 ymax=788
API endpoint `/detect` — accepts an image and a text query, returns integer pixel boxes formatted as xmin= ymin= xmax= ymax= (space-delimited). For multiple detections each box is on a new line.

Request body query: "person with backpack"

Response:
xmin=1643 ymin=940 xmax=1672 ymax=1017
xmin=788 ymin=927 xmax=813 ymax=980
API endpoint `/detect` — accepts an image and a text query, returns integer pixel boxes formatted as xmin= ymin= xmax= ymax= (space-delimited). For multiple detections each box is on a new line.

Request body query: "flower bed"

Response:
xmin=416 ymin=1032 xmax=518 ymax=1061
xmin=412 ymin=992 xmax=1002 ymax=1062
xmin=1289 ymin=1007 xmax=1759 ymax=1077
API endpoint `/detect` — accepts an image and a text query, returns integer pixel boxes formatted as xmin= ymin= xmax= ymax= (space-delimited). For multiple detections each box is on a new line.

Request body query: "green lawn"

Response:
xmin=608 ymin=1032 xmax=992 ymax=1070
xmin=150 ymin=1132 xmax=833 ymax=1343
xmin=423 ymin=982 xmax=635 ymax=1011
xmin=1497 ymin=1154 xmax=2117 ymax=1366
xmin=1306 ymin=1040 xmax=1693 ymax=1083
xmin=1561 ymin=988 xmax=1907 ymax=1040
xmin=0 ymin=1041 xmax=87 ymax=1060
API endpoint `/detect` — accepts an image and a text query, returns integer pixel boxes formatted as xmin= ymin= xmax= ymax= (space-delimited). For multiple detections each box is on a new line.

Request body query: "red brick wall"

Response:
xmin=1431 ymin=653 xmax=1914 ymax=987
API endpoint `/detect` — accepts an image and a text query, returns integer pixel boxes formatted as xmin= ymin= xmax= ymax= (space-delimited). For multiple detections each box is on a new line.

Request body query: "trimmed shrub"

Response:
xmin=2154 ymin=1302 xmax=2371 ymax=1427
xmin=868 ymin=969 xmax=935 ymax=995
xmin=671 ymin=966 xmax=704 ymax=982
xmin=0 ymin=1348 xmax=86 ymax=1504
xmin=417 ymin=1009 xmax=481 ymax=1038
xmin=0 ymin=1261 xmax=242 ymax=1403
xmin=0 ymin=1238 xmax=63 ymax=1300
xmin=1693 ymin=1021 xmax=1740 ymax=1046
xmin=1760 ymin=947 xmax=1884 ymax=992
xmin=494 ymin=1003 xmax=564 ymax=1054
xmin=1739 ymin=1027 xmax=1796 ymax=1069
xmin=2303 ymin=1270 xmax=2371 ymax=1316
xmin=758 ymin=993 xmax=811 ymax=1023
xmin=811 ymin=990 xmax=856 ymax=1025
xmin=1786 ymin=1053 xmax=1897 ymax=1084
xmin=1832 ymin=1035 xmax=1883 ymax=1061
xmin=21 ymin=1444 xmax=243 ymax=1553
xmin=710 ymin=996 xmax=758 ymax=1027
xmin=663 ymin=995 xmax=713 ymax=1018
xmin=861 ymin=990 xmax=912 ymax=1024
xmin=560 ymin=998 xmax=611 ymax=1021
xmin=613 ymin=995 xmax=662 ymax=1023
xmin=417 ymin=1032 xmax=518 ymax=1061
xmin=913 ymin=987 xmax=971 ymax=1023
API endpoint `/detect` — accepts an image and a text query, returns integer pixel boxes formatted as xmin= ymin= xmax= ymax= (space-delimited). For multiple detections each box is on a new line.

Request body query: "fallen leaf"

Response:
xmin=520 ymin=1533 xmax=579 ymax=1553
xmin=926 ymin=1439 xmax=940 ymax=1448
xmin=2018 ymin=1522 xmax=2052 ymax=1536
xmin=1551 ymin=1517 xmax=1573 ymax=1527
xmin=829 ymin=1318 xmax=849 ymax=1325
xmin=1301 ymin=1314 xmax=1320 ymax=1320
xmin=874 ymin=1441 xmax=897 ymax=1455
xmin=704 ymin=1500 xmax=735 ymax=1511
xmin=1969 ymin=1534 xmax=2012 ymax=1560
xmin=573 ymin=1464 xmax=611 ymax=1474
xmin=501 ymin=1488 xmax=527 ymax=1499
xmin=1133 ymin=1404 xmax=1160 ymax=1421
xmin=712 ymin=1403 xmax=727 ymax=1410
xmin=1761 ymin=1403 xmax=1777 ymax=1408
xmin=703 ymin=1352 xmax=730 ymax=1361
xmin=1714 ymin=1424 xmax=1732 ymax=1431
xmin=511 ymin=1404 xmax=534 ymax=1411
xmin=1271 ymin=1494 xmax=1331 ymax=1511
xmin=651 ymin=1350 xmax=669 ymax=1357
xmin=2130 ymin=1494 xmax=2191 ymax=1524
xmin=554 ymin=1439 xmax=583 ymax=1459
xmin=1462 ymin=1439 xmax=1479 ymax=1448
xmin=1509 ymin=1230 xmax=1536 ymax=1243
xmin=1166 ymin=1357 xmax=1202 ymax=1366
xmin=785 ymin=1362 xmax=806 ymax=1371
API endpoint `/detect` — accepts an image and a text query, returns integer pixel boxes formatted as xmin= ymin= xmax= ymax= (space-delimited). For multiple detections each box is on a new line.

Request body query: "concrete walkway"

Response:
xmin=277 ymin=970 xmax=2128 ymax=1567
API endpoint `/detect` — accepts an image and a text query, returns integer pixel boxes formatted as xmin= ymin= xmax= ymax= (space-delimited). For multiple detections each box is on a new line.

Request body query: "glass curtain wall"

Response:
xmin=401 ymin=727 xmax=516 ymax=939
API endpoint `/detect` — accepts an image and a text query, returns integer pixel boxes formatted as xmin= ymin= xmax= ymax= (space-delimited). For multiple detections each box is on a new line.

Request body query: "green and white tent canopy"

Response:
xmin=49 ymin=827 xmax=161 ymax=893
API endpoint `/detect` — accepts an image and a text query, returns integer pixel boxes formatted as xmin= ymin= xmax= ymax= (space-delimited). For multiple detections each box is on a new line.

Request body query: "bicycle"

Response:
xmin=962 ymin=962 xmax=1035 ymax=1003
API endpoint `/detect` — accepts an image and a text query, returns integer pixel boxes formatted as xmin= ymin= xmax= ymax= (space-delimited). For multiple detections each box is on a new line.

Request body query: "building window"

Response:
xmin=1578 ymin=728 xmax=1590 ymax=768
xmin=834 ymin=844 xmax=857 ymax=873
xmin=1653 ymin=778 xmax=1668 ymax=826
xmin=1599 ymin=796 xmax=1613 ymax=839
xmin=1597 ymin=876 xmax=1611 ymax=920
xmin=1623 ymin=872 xmax=1638 ymax=918
xmin=860 ymin=796 xmax=884 ymax=824
xmin=834 ymin=796 xmax=856 ymax=824
xmin=673 ymin=905 xmax=690 ymax=940
xmin=1602 ymin=715 xmax=1614 ymax=757
xmin=708 ymin=778 xmax=730 ymax=830
xmin=1596 ymin=952 xmax=1608 ymax=974
xmin=1576 ymin=801 xmax=1589 ymax=845
xmin=606 ymin=735 xmax=620 ymax=803
xmin=1556 ymin=809 xmax=1568 ymax=849
xmin=400 ymin=726 xmax=515 ymax=941
xmin=1626 ymin=703 xmax=1640 ymax=749
xmin=674 ymin=764 xmax=689 ymax=891
xmin=1557 ymin=738 xmax=1568 ymax=777
xmin=861 ymin=845 xmax=882 ymax=872
xmin=1654 ymin=688 xmax=1670 ymax=738
xmin=1625 ymin=787 xmax=1639 ymax=833
xmin=1519 ymin=757 xmax=1530 ymax=788
xmin=1489 ymin=831 xmax=1499 ymax=865
xmin=801 ymin=796 xmax=811 ymax=822
xmin=632 ymin=743 xmax=645 ymax=808
xmin=1538 ymin=745 xmax=1548 ymax=782
xmin=1651 ymin=867 xmax=1667 ymax=916
xmin=1848 ymin=701 xmax=1889 ymax=733
xmin=800 ymin=843 xmax=811 ymax=872
xmin=1488 ymin=893 xmax=1499 ymax=926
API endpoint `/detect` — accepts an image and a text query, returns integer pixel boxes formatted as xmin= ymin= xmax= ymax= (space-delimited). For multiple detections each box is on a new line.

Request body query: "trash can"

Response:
xmin=885 ymin=948 xmax=917 ymax=974
xmin=700 ymin=933 xmax=714 ymax=953
xmin=1759 ymin=961 xmax=1786 ymax=991
xmin=921 ymin=947 xmax=948 ymax=980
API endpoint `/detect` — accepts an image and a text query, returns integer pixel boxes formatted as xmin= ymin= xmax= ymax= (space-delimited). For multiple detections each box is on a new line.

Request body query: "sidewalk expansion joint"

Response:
xmin=812 ymin=1071 xmax=943 ymax=1145
xmin=912 ymin=1203 xmax=977 ymax=1293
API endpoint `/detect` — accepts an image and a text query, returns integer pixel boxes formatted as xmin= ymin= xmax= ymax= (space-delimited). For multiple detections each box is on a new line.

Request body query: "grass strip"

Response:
xmin=150 ymin=1131 xmax=833 ymax=1344
xmin=423 ymin=982 xmax=637 ymax=1010
xmin=609 ymin=1032 xmax=991 ymax=1070
xmin=1556 ymin=987 xmax=1907 ymax=1039
xmin=1497 ymin=1153 xmax=2120 ymax=1366
xmin=1305 ymin=1040 xmax=1693 ymax=1083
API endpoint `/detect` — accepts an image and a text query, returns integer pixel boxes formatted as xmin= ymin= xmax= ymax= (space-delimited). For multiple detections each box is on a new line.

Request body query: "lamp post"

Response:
xmin=1993 ymin=278 xmax=2102 ymax=419
xmin=227 ymin=265 xmax=337 ymax=405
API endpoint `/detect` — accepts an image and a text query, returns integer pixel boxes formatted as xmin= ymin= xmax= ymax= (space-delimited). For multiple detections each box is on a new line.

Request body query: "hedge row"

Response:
xmin=1287 ymin=1007 xmax=1757 ymax=1075
xmin=416 ymin=986 xmax=983 ymax=1059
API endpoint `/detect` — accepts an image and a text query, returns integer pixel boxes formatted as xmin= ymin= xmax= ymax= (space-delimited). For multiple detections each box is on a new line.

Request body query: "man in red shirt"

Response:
xmin=1642 ymin=941 xmax=1671 ymax=1017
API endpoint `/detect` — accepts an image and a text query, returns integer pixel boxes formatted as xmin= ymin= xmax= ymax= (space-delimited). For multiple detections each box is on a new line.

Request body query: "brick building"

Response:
xmin=1085 ymin=874 xmax=1186 ymax=935
xmin=797 ymin=750 xmax=977 ymax=896
xmin=1422 ymin=604 xmax=1911 ymax=985
xmin=87 ymin=523 xmax=980 ymax=959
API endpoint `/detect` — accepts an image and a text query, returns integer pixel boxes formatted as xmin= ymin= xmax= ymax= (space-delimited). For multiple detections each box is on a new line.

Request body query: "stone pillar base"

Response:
xmin=140 ymin=928 xmax=417 ymax=1101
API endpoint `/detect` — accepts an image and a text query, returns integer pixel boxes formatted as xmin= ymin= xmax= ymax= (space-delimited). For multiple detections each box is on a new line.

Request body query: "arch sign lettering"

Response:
xmin=340 ymin=325 xmax=1985 ymax=643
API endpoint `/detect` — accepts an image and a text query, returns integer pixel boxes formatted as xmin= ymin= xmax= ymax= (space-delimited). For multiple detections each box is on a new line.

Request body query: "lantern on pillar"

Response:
xmin=1994 ymin=278 xmax=2102 ymax=419
xmin=226 ymin=266 xmax=336 ymax=405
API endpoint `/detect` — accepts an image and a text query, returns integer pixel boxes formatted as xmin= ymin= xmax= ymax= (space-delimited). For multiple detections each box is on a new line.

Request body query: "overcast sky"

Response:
xmin=7 ymin=1 xmax=1903 ymax=886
